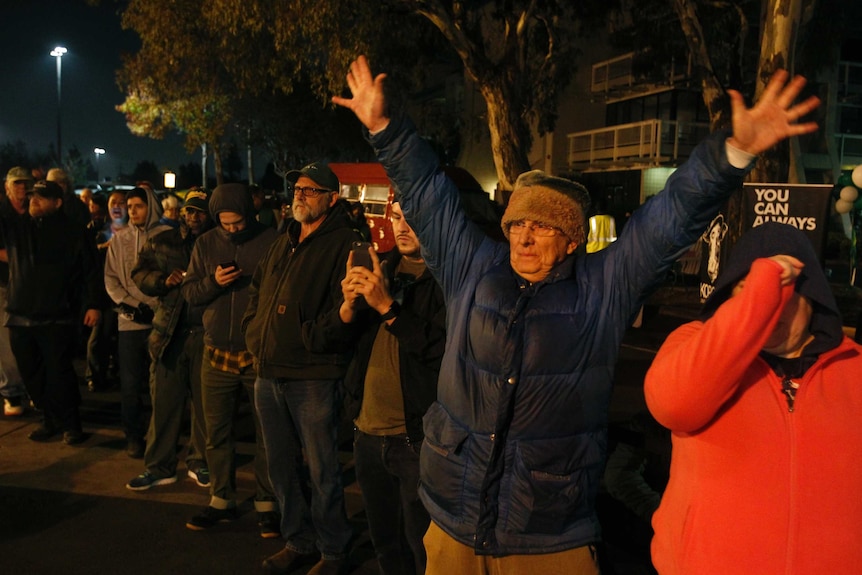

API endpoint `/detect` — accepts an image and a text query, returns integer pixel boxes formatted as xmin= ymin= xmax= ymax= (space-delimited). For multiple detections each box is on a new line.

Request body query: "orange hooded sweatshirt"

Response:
xmin=646 ymin=224 xmax=862 ymax=574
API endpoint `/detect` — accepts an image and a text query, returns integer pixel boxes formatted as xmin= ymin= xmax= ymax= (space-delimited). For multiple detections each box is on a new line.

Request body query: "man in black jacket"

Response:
xmin=125 ymin=190 xmax=213 ymax=491
xmin=336 ymin=200 xmax=445 ymax=575
xmin=2 ymin=180 xmax=103 ymax=444
xmin=244 ymin=162 xmax=358 ymax=575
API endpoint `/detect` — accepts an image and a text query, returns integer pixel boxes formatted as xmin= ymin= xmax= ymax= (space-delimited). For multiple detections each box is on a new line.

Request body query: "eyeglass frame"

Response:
xmin=508 ymin=219 xmax=564 ymax=238
xmin=293 ymin=185 xmax=333 ymax=199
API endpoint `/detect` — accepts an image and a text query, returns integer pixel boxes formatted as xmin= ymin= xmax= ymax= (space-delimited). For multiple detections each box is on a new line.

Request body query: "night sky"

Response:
xmin=0 ymin=0 xmax=198 ymax=185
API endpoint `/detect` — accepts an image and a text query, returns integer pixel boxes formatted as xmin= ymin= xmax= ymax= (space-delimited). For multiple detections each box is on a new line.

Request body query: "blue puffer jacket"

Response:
xmin=367 ymin=114 xmax=750 ymax=556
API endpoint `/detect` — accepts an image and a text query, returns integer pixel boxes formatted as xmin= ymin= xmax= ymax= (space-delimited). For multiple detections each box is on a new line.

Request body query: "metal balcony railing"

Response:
xmin=838 ymin=61 xmax=862 ymax=98
xmin=567 ymin=119 xmax=710 ymax=169
xmin=592 ymin=53 xmax=637 ymax=94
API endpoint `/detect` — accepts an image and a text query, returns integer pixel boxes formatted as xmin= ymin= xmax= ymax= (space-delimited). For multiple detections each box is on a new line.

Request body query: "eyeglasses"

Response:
xmin=508 ymin=220 xmax=561 ymax=237
xmin=293 ymin=186 xmax=332 ymax=199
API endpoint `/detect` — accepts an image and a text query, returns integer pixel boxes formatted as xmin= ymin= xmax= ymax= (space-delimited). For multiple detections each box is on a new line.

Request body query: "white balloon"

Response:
xmin=840 ymin=185 xmax=859 ymax=202
xmin=836 ymin=198 xmax=854 ymax=214
xmin=853 ymin=165 xmax=862 ymax=189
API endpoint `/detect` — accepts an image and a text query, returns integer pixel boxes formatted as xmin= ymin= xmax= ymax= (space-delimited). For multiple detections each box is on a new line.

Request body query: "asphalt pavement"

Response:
xmin=0 ymin=302 xmax=696 ymax=575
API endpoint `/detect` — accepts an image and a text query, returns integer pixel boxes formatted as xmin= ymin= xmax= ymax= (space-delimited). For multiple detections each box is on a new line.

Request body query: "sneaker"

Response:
xmin=187 ymin=467 xmax=210 ymax=487
xmin=28 ymin=424 xmax=59 ymax=442
xmin=126 ymin=438 xmax=145 ymax=459
xmin=63 ymin=430 xmax=86 ymax=445
xmin=3 ymin=397 xmax=24 ymax=416
xmin=185 ymin=506 xmax=237 ymax=530
xmin=126 ymin=471 xmax=178 ymax=491
xmin=258 ymin=511 xmax=281 ymax=539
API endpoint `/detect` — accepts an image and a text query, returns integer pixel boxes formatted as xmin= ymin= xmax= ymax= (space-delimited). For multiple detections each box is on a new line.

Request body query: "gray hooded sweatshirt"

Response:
xmin=104 ymin=186 xmax=170 ymax=331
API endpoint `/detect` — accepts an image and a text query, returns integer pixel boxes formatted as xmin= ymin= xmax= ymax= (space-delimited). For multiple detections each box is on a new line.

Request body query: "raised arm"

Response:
xmin=331 ymin=55 xmax=390 ymax=134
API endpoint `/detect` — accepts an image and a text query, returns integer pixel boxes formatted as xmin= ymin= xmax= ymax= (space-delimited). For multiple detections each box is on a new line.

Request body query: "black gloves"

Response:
xmin=116 ymin=302 xmax=155 ymax=324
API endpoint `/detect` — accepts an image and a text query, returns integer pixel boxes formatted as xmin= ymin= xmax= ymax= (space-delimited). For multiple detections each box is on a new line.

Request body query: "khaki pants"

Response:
xmin=424 ymin=521 xmax=601 ymax=575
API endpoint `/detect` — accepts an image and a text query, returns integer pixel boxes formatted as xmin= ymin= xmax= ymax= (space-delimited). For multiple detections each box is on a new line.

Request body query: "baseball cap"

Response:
xmin=286 ymin=161 xmax=340 ymax=193
xmin=183 ymin=189 xmax=209 ymax=212
xmin=28 ymin=180 xmax=64 ymax=200
xmin=6 ymin=166 xmax=33 ymax=183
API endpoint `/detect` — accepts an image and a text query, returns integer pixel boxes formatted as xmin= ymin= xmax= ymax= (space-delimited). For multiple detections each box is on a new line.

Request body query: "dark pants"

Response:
xmin=200 ymin=360 xmax=275 ymax=511
xmin=86 ymin=306 xmax=117 ymax=387
xmin=9 ymin=323 xmax=81 ymax=432
xmin=255 ymin=377 xmax=352 ymax=560
xmin=118 ymin=329 xmax=150 ymax=440
xmin=144 ymin=327 xmax=207 ymax=478
xmin=354 ymin=429 xmax=429 ymax=575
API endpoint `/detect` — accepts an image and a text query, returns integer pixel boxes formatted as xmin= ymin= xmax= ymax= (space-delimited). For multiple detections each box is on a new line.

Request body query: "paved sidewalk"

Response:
xmin=0 ymin=309 xmax=694 ymax=575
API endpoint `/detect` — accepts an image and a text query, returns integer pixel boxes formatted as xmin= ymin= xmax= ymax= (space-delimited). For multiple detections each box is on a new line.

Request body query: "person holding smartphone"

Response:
xmin=243 ymin=162 xmax=360 ymax=575
xmin=181 ymin=183 xmax=280 ymax=537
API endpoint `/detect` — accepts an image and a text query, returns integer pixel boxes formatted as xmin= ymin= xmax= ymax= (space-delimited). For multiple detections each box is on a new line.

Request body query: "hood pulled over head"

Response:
xmin=701 ymin=222 xmax=843 ymax=355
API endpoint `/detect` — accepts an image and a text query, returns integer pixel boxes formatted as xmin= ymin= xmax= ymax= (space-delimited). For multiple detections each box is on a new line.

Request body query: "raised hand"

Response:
xmin=727 ymin=70 xmax=820 ymax=155
xmin=768 ymin=254 xmax=805 ymax=287
xmin=332 ymin=56 xmax=390 ymax=133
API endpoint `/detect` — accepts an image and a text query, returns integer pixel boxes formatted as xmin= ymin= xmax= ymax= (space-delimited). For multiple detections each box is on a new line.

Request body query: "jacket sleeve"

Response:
xmin=386 ymin=281 xmax=447 ymax=367
xmin=181 ymin=238 xmax=223 ymax=306
xmin=132 ymin=238 xmax=170 ymax=297
xmin=644 ymin=258 xmax=792 ymax=432
xmin=103 ymin=237 xmax=139 ymax=307
xmin=302 ymin=301 xmax=367 ymax=353
xmin=241 ymin=248 xmax=266 ymax=335
xmin=590 ymin=130 xmax=753 ymax=324
xmin=301 ymin=233 xmax=360 ymax=352
xmin=79 ymin=227 xmax=105 ymax=312
xmin=367 ymin=114 xmax=504 ymax=300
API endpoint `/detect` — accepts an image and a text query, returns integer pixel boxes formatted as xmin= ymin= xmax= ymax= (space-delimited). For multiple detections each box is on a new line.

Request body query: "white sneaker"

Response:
xmin=3 ymin=398 xmax=24 ymax=416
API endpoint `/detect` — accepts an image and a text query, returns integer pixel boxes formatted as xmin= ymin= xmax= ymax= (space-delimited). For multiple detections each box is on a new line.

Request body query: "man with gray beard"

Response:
xmin=244 ymin=162 xmax=358 ymax=575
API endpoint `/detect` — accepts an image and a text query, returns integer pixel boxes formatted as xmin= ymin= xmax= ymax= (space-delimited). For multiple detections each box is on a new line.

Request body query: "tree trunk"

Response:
xmin=752 ymin=0 xmax=803 ymax=183
xmin=672 ymin=0 xmax=730 ymax=131
xmin=479 ymin=79 xmax=532 ymax=202
xmin=214 ymin=146 xmax=224 ymax=187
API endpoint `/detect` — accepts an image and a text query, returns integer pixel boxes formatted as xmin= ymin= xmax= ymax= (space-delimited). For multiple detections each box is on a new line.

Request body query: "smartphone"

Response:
xmin=350 ymin=241 xmax=373 ymax=270
xmin=219 ymin=260 xmax=238 ymax=270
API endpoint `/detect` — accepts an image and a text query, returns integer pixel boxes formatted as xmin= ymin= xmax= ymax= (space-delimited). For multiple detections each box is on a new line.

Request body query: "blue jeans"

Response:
xmin=354 ymin=429 xmax=429 ymax=575
xmin=118 ymin=329 xmax=150 ymax=440
xmin=0 ymin=286 xmax=25 ymax=400
xmin=255 ymin=377 xmax=352 ymax=560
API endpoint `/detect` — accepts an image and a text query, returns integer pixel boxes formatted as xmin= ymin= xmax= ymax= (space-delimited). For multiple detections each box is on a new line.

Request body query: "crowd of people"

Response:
xmin=2 ymin=54 xmax=861 ymax=575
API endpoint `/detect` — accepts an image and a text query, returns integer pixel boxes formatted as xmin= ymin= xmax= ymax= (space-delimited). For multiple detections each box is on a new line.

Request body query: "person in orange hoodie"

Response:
xmin=645 ymin=222 xmax=862 ymax=574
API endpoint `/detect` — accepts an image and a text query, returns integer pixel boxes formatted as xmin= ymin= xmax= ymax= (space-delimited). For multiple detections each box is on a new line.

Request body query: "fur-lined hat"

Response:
xmin=501 ymin=170 xmax=591 ymax=245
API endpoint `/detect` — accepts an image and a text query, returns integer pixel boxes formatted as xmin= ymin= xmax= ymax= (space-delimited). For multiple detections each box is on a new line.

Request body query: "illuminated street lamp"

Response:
xmin=94 ymin=148 xmax=105 ymax=182
xmin=50 ymin=46 xmax=67 ymax=162
xmin=164 ymin=171 xmax=176 ymax=191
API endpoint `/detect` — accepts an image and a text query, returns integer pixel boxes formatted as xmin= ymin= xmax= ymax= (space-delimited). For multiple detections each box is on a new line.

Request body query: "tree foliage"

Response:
xmin=111 ymin=0 xmax=613 ymax=192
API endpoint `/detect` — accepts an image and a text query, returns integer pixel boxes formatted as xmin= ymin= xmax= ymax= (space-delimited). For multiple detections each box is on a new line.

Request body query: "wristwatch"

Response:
xmin=380 ymin=300 xmax=401 ymax=321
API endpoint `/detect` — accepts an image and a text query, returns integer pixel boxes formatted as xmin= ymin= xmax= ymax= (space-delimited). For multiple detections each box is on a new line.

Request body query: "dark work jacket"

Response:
xmin=2 ymin=209 xmax=103 ymax=322
xmin=132 ymin=221 xmax=212 ymax=361
xmin=242 ymin=201 xmax=359 ymax=379
xmin=316 ymin=251 xmax=446 ymax=443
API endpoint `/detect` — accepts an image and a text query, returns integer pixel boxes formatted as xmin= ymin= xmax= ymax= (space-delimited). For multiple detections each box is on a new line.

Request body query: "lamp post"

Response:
xmin=50 ymin=46 xmax=67 ymax=163
xmin=94 ymin=148 xmax=105 ymax=183
xmin=164 ymin=171 xmax=176 ymax=192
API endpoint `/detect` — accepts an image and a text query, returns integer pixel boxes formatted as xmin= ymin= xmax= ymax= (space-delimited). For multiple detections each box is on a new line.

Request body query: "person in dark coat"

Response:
xmin=125 ymin=190 xmax=214 ymax=491
xmin=2 ymin=180 xmax=103 ymax=444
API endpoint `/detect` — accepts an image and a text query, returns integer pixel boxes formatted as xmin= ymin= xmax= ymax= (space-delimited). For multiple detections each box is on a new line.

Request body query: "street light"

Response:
xmin=50 ymin=46 xmax=67 ymax=162
xmin=94 ymin=148 xmax=105 ymax=183
xmin=164 ymin=171 xmax=176 ymax=191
